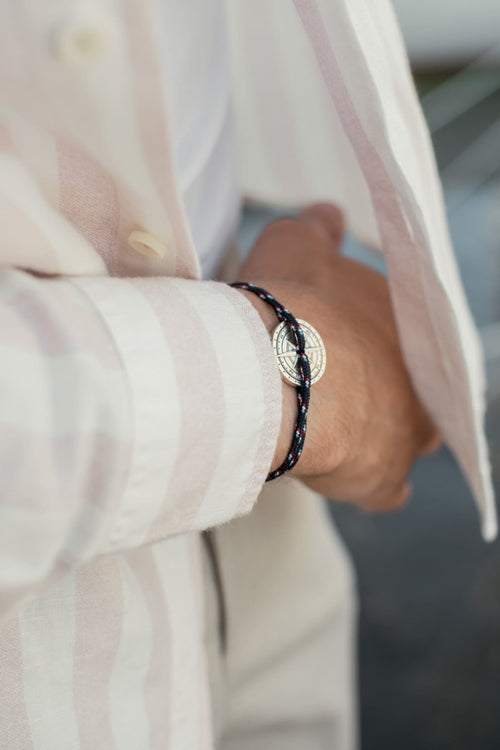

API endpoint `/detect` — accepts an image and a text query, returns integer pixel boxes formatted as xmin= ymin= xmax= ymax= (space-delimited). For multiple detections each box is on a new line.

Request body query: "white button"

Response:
xmin=54 ymin=19 xmax=114 ymax=65
xmin=127 ymin=230 xmax=168 ymax=259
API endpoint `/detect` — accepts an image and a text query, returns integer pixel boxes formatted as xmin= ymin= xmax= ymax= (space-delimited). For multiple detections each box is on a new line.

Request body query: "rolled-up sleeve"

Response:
xmin=0 ymin=268 xmax=281 ymax=619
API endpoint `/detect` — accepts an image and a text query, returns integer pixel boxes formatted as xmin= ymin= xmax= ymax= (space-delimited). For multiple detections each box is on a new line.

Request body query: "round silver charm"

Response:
xmin=272 ymin=319 xmax=326 ymax=387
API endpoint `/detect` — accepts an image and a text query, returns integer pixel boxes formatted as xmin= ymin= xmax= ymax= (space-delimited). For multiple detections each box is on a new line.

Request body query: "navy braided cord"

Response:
xmin=230 ymin=282 xmax=311 ymax=481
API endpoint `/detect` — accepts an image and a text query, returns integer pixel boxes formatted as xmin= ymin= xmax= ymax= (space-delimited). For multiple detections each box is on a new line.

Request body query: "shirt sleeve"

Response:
xmin=0 ymin=266 xmax=282 ymax=619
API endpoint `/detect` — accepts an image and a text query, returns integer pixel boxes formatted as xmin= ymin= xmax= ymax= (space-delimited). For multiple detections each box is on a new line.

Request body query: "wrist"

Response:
xmin=236 ymin=288 xmax=297 ymax=473
xmin=234 ymin=281 xmax=318 ymax=480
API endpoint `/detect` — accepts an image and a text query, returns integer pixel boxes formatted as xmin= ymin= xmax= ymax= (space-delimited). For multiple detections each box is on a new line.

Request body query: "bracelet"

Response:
xmin=231 ymin=282 xmax=312 ymax=481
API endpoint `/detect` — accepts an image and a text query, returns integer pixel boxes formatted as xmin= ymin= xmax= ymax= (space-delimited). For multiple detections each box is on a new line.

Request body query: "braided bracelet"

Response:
xmin=231 ymin=282 xmax=326 ymax=481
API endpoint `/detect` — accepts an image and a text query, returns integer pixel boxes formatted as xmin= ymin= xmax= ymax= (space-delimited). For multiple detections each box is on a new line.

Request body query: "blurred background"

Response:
xmin=241 ymin=2 xmax=500 ymax=747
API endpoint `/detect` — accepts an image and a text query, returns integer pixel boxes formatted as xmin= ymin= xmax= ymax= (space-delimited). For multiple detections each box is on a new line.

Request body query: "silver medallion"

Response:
xmin=272 ymin=319 xmax=326 ymax=386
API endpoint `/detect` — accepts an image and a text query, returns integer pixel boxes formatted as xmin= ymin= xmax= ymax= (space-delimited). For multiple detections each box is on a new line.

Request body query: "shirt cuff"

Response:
xmin=71 ymin=276 xmax=282 ymax=550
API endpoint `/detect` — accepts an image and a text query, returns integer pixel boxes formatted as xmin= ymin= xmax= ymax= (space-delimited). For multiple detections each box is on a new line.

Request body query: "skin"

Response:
xmin=236 ymin=203 xmax=441 ymax=512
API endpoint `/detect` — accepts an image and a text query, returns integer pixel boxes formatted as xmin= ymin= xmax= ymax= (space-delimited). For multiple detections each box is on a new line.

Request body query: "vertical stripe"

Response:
xmin=0 ymin=616 xmax=34 ymax=750
xmin=121 ymin=0 xmax=200 ymax=279
xmin=0 ymin=189 xmax=61 ymax=272
xmin=293 ymin=0 xmax=495 ymax=533
xmin=18 ymin=573 xmax=80 ymax=750
xmin=232 ymin=1 xmax=308 ymax=192
xmin=178 ymin=281 xmax=277 ymax=527
xmin=153 ymin=536 xmax=200 ymax=750
xmin=7 ymin=112 xmax=60 ymax=210
xmin=0 ymin=121 xmax=15 ymax=152
xmin=108 ymin=555 xmax=154 ymax=750
xmin=74 ymin=556 xmax=123 ymax=750
xmin=71 ymin=277 xmax=182 ymax=552
xmin=125 ymin=547 xmax=173 ymax=750
xmin=0 ymin=0 xmax=44 ymax=129
xmin=138 ymin=280 xmax=225 ymax=537
xmin=189 ymin=535 xmax=215 ymax=750
xmin=0 ymin=153 xmax=106 ymax=275
xmin=58 ymin=139 xmax=120 ymax=275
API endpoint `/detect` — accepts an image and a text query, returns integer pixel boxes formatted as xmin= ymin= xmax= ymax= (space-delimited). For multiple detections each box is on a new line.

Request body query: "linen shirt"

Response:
xmin=159 ymin=0 xmax=241 ymax=279
xmin=0 ymin=0 xmax=496 ymax=748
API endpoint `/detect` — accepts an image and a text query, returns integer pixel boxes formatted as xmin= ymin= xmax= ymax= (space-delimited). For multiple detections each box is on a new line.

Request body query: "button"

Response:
xmin=54 ymin=16 xmax=115 ymax=65
xmin=127 ymin=230 xmax=168 ymax=259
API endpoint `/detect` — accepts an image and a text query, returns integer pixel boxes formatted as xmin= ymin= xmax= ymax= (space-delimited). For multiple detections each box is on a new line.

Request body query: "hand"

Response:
xmin=237 ymin=203 xmax=441 ymax=511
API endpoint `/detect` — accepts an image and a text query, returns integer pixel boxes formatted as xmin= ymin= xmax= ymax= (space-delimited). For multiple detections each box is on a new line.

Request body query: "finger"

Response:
xmin=299 ymin=202 xmax=345 ymax=251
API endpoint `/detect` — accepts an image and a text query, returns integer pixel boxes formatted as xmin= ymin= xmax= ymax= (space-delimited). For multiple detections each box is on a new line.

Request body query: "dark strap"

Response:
xmin=230 ymin=282 xmax=311 ymax=480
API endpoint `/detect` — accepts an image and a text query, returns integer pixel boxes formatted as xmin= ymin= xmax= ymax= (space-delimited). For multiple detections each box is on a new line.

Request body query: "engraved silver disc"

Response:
xmin=272 ymin=319 xmax=326 ymax=387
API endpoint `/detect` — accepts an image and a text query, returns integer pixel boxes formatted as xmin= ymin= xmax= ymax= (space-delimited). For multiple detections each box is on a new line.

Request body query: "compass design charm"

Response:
xmin=272 ymin=319 xmax=326 ymax=387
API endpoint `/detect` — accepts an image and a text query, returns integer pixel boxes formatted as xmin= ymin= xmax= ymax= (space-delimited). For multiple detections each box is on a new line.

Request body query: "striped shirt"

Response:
xmin=0 ymin=0 xmax=495 ymax=748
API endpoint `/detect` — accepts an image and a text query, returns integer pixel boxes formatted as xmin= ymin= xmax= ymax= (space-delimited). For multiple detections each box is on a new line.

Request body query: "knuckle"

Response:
xmin=264 ymin=216 xmax=299 ymax=237
xmin=301 ymin=204 xmax=345 ymax=244
xmin=359 ymin=481 xmax=411 ymax=513
xmin=267 ymin=216 xmax=322 ymax=246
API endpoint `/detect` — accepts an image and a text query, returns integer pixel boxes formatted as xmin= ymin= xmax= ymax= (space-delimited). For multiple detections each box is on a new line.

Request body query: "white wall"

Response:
xmin=392 ymin=0 xmax=500 ymax=67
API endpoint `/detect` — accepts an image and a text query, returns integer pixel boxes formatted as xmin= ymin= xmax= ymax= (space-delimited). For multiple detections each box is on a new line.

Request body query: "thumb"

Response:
xmin=299 ymin=203 xmax=345 ymax=253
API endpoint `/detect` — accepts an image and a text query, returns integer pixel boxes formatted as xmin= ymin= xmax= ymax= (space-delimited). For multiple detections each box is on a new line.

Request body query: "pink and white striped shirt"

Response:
xmin=0 ymin=0 xmax=495 ymax=748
